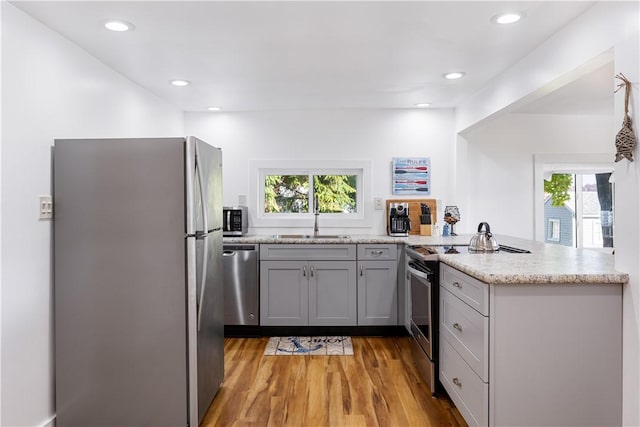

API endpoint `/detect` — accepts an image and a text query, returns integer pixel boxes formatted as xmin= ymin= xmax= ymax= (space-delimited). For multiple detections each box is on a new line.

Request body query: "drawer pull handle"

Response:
xmin=360 ymin=265 xmax=364 ymax=276
xmin=371 ymin=250 xmax=384 ymax=255
xmin=310 ymin=266 xmax=315 ymax=277
xmin=452 ymin=377 xmax=462 ymax=387
xmin=453 ymin=282 xmax=462 ymax=288
xmin=303 ymin=265 xmax=307 ymax=277
xmin=453 ymin=322 xmax=462 ymax=332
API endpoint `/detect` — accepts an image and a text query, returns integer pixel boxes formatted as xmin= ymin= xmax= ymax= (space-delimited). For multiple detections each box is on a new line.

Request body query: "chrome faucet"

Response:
xmin=313 ymin=200 xmax=320 ymax=237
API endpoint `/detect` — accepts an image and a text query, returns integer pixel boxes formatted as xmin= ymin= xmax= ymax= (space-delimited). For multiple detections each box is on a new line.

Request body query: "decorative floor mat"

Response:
xmin=264 ymin=336 xmax=353 ymax=356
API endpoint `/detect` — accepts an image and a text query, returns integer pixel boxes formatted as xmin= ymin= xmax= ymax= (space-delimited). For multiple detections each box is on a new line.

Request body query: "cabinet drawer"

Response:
xmin=260 ymin=244 xmax=356 ymax=261
xmin=440 ymin=336 xmax=489 ymax=427
xmin=440 ymin=287 xmax=489 ymax=381
xmin=357 ymin=244 xmax=398 ymax=260
xmin=440 ymin=264 xmax=488 ymax=315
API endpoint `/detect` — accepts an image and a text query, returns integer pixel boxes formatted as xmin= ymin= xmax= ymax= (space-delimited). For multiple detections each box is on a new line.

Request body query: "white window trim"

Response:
xmin=548 ymin=218 xmax=561 ymax=242
xmin=534 ymin=153 xmax=613 ymax=242
xmin=249 ymin=159 xmax=373 ymax=229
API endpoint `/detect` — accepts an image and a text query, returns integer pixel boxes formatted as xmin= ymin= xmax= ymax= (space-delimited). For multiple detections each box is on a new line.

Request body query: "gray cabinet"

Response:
xmin=309 ymin=261 xmax=357 ymax=326
xmin=260 ymin=245 xmax=357 ymax=326
xmin=260 ymin=261 xmax=308 ymax=326
xmin=259 ymin=243 xmax=400 ymax=327
xmin=439 ymin=263 xmax=622 ymax=427
xmin=357 ymin=244 xmax=399 ymax=325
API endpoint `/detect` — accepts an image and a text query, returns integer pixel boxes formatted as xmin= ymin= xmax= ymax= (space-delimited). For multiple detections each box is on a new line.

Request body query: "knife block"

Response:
xmin=419 ymin=224 xmax=432 ymax=236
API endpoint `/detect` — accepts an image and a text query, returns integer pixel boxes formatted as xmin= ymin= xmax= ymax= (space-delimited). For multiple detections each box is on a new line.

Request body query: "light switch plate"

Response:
xmin=374 ymin=198 xmax=384 ymax=210
xmin=39 ymin=195 xmax=53 ymax=220
xmin=238 ymin=194 xmax=247 ymax=205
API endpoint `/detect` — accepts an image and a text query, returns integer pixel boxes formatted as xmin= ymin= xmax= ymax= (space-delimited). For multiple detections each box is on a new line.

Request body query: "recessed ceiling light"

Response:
xmin=169 ymin=80 xmax=191 ymax=87
xmin=492 ymin=12 xmax=523 ymax=24
xmin=207 ymin=106 xmax=222 ymax=111
xmin=104 ymin=20 xmax=134 ymax=32
xmin=442 ymin=72 xmax=465 ymax=80
xmin=415 ymin=103 xmax=432 ymax=108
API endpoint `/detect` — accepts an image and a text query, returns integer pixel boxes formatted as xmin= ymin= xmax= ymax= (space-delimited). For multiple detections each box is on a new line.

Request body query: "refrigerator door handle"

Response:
xmin=195 ymin=142 xmax=210 ymax=331
xmin=197 ymin=234 xmax=209 ymax=331
xmin=195 ymin=142 xmax=209 ymax=233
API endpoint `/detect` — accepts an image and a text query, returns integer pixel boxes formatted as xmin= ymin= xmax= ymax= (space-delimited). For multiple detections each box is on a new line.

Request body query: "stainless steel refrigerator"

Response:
xmin=53 ymin=137 xmax=224 ymax=427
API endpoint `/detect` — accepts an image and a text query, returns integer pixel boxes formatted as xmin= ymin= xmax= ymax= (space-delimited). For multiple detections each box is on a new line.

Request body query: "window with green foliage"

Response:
xmin=264 ymin=175 xmax=310 ymax=213
xmin=544 ymin=173 xmax=573 ymax=207
xmin=264 ymin=173 xmax=357 ymax=214
xmin=543 ymin=172 xmax=614 ymax=249
xmin=313 ymin=175 xmax=357 ymax=213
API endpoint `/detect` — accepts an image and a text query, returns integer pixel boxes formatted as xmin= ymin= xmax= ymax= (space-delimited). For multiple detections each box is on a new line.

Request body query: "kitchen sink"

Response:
xmin=272 ymin=234 xmax=350 ymax=239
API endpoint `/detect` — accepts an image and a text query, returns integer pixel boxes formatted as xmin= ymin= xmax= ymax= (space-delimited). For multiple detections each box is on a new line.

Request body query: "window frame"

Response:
xmin=249 ymin=159 xmax=372 ymax=229
xmin=547 ymin=218 xmax=561 ymax=242
xmin=534 ymin=153 xmax=614 ymax=249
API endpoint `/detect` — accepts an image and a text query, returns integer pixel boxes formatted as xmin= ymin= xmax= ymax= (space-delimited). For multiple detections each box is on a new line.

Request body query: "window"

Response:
xmin=249 ymin=159 xmax=371 ymax=228
xmin=534 ymin=154 xmax=614 ymax=251
xmin=542 ymin=171 xmax=614 ymax=249
xmin=264 ymin=174 xmax=357 ymax=214
xmin=264 ymin=174 xmax=309 ymax=213
xmin=548 ymin=219 xmax=561 ymax=242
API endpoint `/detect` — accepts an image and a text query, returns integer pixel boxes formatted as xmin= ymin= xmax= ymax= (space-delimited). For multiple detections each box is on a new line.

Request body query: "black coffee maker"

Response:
xmin=388 ymin=202 xmax=411 ymax=236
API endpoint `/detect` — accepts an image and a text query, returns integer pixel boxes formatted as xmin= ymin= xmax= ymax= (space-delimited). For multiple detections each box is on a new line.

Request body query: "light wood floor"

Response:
xmin=202 ymin=336 xmax=467 ymax=427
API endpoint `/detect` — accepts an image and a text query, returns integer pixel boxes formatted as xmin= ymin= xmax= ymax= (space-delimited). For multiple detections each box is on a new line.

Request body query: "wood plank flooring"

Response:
xmin=202 ymin=337 xmax=467 ymax=427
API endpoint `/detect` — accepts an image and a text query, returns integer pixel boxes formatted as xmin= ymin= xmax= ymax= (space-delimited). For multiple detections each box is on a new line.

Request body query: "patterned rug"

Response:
xmin=264 ymin=336 xmax=353 ymax=356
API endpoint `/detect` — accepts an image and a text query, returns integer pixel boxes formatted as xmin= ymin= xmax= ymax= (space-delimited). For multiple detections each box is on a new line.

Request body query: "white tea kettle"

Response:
xmin=468 ymin=222 xmax=500 ymax=253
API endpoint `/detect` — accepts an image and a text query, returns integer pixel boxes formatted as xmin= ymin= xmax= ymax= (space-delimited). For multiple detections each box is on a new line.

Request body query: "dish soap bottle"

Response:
xmin=442 ymin=223 xmax=450 ymax=237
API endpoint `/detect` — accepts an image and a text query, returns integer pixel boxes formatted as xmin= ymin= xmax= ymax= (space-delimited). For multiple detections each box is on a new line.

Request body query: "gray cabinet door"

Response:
xmin=357 ymin=260 xmax=398 ymax=325
xmin=260 ymin=261 xmax=308 ymax=326
xmin=309 ymin=261 xmax=357 ymax=326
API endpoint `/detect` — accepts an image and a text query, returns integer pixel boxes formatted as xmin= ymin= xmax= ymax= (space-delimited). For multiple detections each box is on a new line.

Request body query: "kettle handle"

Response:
xmin=478 ymin=222 xmax=492 ymax=236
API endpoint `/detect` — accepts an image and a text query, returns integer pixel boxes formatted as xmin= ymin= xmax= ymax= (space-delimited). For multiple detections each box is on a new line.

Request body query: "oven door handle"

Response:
xmin=408 ymin=264 xmax=432 ymax=281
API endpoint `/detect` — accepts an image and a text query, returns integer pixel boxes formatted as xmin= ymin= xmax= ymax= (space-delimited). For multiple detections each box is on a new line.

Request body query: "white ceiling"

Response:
xmin=12 ymin=1 xmax=611 ymax=114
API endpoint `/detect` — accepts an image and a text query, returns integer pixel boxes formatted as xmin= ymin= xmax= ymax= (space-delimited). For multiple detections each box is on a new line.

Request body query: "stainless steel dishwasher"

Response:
xmin=223 ymin=244 xmax=259 ymax=325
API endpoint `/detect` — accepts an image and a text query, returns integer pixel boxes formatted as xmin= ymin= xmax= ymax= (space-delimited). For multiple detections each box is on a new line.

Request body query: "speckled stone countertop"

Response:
xmin=223 ymin=234 xmax=628 ymax=285
xmin=223 ymin=233 xmax=474 ymax=245
xmin=439 ymin=235 xmax=627 ymax=285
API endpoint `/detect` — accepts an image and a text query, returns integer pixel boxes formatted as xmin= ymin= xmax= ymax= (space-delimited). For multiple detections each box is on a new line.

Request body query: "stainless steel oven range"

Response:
xmin=405 ymin=244 xmax=466 ymax=395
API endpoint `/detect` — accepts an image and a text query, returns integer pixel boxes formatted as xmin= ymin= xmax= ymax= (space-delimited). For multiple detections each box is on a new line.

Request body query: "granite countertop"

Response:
xmin=223 ymin=233 xmax=473 ymax=245
xmin=438 ymin=235 xmax=628 ymax=285
xmin=223 ymin=233 xmax=628 ymax=285
xmin=223 ymin=233 xmax=404 ymax=244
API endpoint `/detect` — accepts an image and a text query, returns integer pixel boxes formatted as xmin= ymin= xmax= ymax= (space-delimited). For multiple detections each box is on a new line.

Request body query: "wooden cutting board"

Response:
xmin=386 ymin=198 xmax=437 ymax=235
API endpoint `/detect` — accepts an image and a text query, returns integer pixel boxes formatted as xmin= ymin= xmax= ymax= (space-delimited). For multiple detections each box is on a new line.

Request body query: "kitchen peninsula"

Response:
xmin=226 ymin=233 xmax=627 ymax=426
xmin=225 ymin=233 xmax=628 ymax=285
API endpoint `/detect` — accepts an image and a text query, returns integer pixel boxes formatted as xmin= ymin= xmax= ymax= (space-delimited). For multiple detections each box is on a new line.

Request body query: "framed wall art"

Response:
xmin=392 ymin=157 xmax=430 ymax=195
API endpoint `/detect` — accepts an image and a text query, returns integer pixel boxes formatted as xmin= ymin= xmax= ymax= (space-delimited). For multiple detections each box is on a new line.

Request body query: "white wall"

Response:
xmin=0 ymin=4 xmax=184 ymax=426
xmin=457 ymin=113 xmax=613 ymax=238
xmin=0 ymin=3 xmax=4 ymax=426
xmin=455 ymin=1 xmax=639 ymax=423
xmin=185 ymin=108 xmax=456 ymax=235
xmin=614 ymin=32 xmax=640 ymax=427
